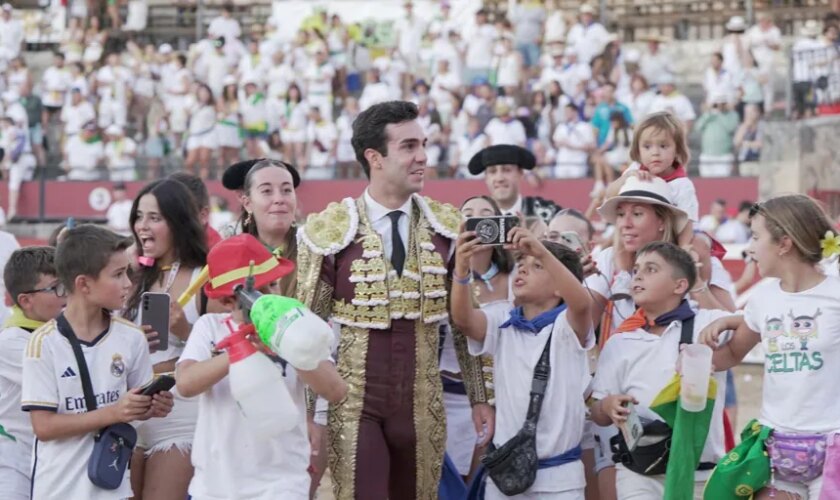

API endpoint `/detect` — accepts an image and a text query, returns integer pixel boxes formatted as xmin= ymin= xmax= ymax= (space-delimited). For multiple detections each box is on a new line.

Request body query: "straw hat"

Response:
xmin=597 ymin=176 xmax=689 ymax=231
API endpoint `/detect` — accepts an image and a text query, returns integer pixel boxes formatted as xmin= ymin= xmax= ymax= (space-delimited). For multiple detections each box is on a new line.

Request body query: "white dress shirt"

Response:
xmin=364 ymin=189 xmax=411 ymax=263
xmin=501 ymin=196 xmax=524 ymax=217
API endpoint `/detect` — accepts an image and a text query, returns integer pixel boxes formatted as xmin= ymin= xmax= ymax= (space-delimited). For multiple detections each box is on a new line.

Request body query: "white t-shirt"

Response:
xmin=0 ymin=231 xmax=20 ymax=324
xmin=65 ymin=136 xmax=104 ymax=179
xmin=591 ymin=309 xmax=731 ymax=466
xmin=22 ymin=317 xmax=153 ymax=500
xmin=553 ymin=120 xmax=596 ymax=172
xmin=0 ymin=326 xmax=35 ymax=475
xmin=484 ymin=118 xmax=526 ymax=147
xmin=566 ymin=22 xmax=610 ymax=64
xmin=105 ymin=137 xmax=137 ymax=170
xmin=179 ymin=314 xmax=310 ymax=499
xmin=61 ymin=101 xmax=96 ymax=135
xmin=207 ymin=16 xmax=241 ymax=42
xmin=106 ymin=199 xmax=133 ymax=235
xmin=469 ymin=307 xmax=593 ymax=493
xmin=746 ymin=25 xmax=782 ymax=70
xmin=465 ymin=24 xmax=498 ymax=69
xmin=41 ymin=66 xmax=73 ymax=108
xmin=744 ymin=276 xmax=840 ymax=433
xmin=649 ymin=92 xmax=697 ymax=123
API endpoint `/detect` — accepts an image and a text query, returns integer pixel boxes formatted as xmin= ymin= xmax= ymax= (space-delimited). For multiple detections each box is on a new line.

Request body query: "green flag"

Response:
xmin=649 ymin=374 xmax=717 ymax=500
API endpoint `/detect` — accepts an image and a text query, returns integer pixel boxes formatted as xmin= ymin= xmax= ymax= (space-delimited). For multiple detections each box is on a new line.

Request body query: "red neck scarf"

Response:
xmin=639 ymin=164 xmax=687 ymax=182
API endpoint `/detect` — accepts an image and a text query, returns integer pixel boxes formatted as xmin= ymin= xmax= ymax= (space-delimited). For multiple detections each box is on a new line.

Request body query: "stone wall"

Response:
xmin=760 ymin=116 xmax=840 ymax=204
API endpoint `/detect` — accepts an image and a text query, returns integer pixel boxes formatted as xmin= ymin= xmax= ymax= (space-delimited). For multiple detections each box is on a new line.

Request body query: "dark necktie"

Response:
xmin=388 ymin=211 xmax=405 ymax=276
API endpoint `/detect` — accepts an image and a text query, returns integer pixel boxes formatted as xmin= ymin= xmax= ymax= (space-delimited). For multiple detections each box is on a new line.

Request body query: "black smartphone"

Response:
xmin=466 ymin=216 xmax=520 ymax=245
xmin=139 ymin=374 xmax=176 ymax=397
xmin=140 ymin=292 xmax=170 ymax=352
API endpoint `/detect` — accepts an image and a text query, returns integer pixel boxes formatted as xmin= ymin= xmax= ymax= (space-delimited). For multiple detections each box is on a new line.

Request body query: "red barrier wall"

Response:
xmin=3 ymin=178 xmax=759 ymax=220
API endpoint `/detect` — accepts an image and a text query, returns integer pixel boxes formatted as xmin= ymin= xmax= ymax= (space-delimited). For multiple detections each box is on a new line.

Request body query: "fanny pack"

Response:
xmin=609 ymin=316 xmax=695 ymax=476
xmin=57 ymin=314 xmax=137 ymax=490
xmin=480 ymin=331 xmax=552 ymax=495
xmin=767 ymin=431 xmax=827 ymax=484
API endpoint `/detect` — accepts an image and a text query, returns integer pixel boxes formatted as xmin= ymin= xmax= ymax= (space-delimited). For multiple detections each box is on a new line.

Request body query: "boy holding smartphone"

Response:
xmin=21 ymin=225 xmax=173 ymax=499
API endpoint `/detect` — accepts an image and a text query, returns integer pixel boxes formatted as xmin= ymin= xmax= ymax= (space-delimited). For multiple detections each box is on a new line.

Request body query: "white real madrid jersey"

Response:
xmin=22 ymin=316 xmax=153 ymax=500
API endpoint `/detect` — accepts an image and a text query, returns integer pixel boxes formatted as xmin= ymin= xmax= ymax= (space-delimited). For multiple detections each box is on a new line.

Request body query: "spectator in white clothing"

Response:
xmin=715 ymin=201 xmax=752 ymax=244
xmin=649 ymin=74 xmax=696 ymax=129
xmin=703 ymin=52 xmax=737 ymax=105
xmin=484 ymin=100 xmax=527 ymax=147
xmin=106 ymin=182 xmax=133 ymax=235
xmin=63 ymin=121 xmax=105 ymax=180
xmin=60 ymin=88 xmax=96 ymax=139
xmin=0 ymin=4 xmax=23 ymax=59
xmin=721 ymin=16 xmax=748 ymax=79
xmin=566 ymin=4 xmax=610 ymax=64
xmin=638 ymin=34 xmax=673 ymax=85
xmin=552 ymin=103 xmax=595 ymax=179
xmin=304 ymin=106 xmax=337 ymax=180
xmin=207 ymin=3 xmax=241 ymax=46
xmin=746 ymin=13 xmax=782 ymax=112
xmin=464 ymin=9 xmax=497 ymax=84
xmin=104 ymin=125 xmax=137 ymax=182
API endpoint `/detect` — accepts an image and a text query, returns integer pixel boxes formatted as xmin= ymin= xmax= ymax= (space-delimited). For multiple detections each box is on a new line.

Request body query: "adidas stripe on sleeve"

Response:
xmin=21 ymin=324 xmax=60 ymax=412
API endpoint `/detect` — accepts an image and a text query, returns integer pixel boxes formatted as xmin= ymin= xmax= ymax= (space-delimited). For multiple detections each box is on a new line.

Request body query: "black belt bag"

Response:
xmin=481 ymin=332 xmax=552 ymax=496
xmin=610 ymin=420 xmax=672 ymax=476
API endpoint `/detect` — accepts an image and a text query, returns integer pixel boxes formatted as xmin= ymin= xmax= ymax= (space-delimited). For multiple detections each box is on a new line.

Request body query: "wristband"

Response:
xmin=691 ymin=283 xmax=709 ymax=294
xmin=453 ymin=272 xmax=472 ymax=285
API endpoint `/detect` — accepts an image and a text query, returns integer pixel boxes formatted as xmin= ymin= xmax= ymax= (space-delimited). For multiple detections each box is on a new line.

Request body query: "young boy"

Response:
xmin=452 ymin=226 xmax=593 ymax=499
xmin=0 ymin=247 xmax=66 ymax=500
xmin=21 ymin=225 xmax=173 ymax=499
xmin=175 ymin=234 xmax=346 ymax=500
xmin=590 ymin=242 xmax=731 ymax=498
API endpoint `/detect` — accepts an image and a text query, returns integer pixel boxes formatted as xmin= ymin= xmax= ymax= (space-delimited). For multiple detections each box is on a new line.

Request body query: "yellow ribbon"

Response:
xmin=208 ymin=257 xmax=280 ymax=289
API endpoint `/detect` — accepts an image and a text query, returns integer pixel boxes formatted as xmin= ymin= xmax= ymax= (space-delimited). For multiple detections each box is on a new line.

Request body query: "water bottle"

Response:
xmin=249 ymin=295 xmax=333 ymax=371
xmin=216 ymin=325 xmax=300 ymax=437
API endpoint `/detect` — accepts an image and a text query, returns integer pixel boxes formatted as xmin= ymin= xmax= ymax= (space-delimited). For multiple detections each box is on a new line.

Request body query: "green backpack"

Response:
xmin=703 ymin=419 xmax=771 ymax=499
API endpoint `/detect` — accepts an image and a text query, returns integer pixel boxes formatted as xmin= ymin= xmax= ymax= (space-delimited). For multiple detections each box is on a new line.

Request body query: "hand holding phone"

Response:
xmin=140 ymin=292 xmax=171 ymax=352
xmin=465 ymin=216 xmax=520 ymax=246
xmin=139 ymin=374 xmax=176 ymax=397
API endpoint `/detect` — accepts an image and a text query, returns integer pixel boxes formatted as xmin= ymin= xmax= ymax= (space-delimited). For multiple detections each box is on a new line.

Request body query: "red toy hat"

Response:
xmin=204 ymin=234 xmax=295 ymax=299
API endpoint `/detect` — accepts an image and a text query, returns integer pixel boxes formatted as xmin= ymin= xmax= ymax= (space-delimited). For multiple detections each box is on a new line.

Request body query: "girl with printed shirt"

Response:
xmin=701 ymin=194 xmax=840 ymax=499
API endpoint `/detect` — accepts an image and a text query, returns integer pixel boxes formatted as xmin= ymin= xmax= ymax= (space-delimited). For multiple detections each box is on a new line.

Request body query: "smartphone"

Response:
xmin=140 ymin=292 xmax=170 ymax=352
xmin=559 ymin=231 xmax=589 ymax=254
xmin=465 ymin=216 xmax=520 ymax=245
xmin=139 ymin=374 xmax=175 ymax=396
xmin=620 ymin=402 xmax=644 ymax=452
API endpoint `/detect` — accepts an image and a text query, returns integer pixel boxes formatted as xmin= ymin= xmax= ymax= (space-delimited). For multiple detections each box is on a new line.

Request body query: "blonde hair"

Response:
xmin=613 ymin=202 xmax=680 ymax=255
xmin=630 ymin=111 xmax=690 ymax=168
xmin=753 ymin=194 xmax=833 ymax=264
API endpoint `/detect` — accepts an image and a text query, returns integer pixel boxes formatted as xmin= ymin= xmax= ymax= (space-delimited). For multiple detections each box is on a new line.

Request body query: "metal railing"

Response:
xmin=788 ymin=44 xmax=840 ymax=118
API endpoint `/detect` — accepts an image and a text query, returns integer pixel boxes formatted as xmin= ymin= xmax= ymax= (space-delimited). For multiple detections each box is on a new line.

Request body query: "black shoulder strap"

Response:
xmin=525 ymin=332 xmax=553 ymax=425
xmin=199 ymin=287 xmax=209 ymax=316
xmin=679 ymin=316 xmax=695 ymax=346
xmin=56 ymin=314 xmax=98 ymax=412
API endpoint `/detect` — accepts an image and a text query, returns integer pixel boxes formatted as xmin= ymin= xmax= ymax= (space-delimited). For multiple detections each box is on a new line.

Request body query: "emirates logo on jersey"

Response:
xmin=110 ymin=353 xmax=125 ymax=377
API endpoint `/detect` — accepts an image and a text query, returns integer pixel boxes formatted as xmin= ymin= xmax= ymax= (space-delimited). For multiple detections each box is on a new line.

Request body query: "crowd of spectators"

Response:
xmin=0 ymin=1 xmax=836 ymax=209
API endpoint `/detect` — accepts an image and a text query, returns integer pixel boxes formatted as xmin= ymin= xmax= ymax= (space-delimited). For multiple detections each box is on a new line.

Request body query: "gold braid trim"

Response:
xmin=327 ymin=325 xmax=370 ymax=500
xmin=414 ymin=321 xmax=446 ymax=500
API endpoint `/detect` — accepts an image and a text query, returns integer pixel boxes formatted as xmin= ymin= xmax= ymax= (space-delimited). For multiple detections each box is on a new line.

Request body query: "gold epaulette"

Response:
xmin=299 ymin=198 xmax=358 ymax=256
xmin=414 ymin=195 xmax=461 ymax=240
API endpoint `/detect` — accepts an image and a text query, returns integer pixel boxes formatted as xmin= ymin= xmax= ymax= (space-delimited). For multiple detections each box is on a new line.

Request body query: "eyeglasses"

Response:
xmin=22 ymin=283 xmax=66 ymax=298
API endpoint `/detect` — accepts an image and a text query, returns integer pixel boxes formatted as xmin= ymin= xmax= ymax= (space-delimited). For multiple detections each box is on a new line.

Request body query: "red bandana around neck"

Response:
xmin=640 ymin=164 xmax=687 ymax=182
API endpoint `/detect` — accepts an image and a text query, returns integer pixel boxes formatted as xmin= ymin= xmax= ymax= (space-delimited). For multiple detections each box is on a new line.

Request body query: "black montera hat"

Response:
xmin=468 ymin=145 xmax=536 ymax=176
xmin=221 ymin=159 xmax=301 ymax=191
